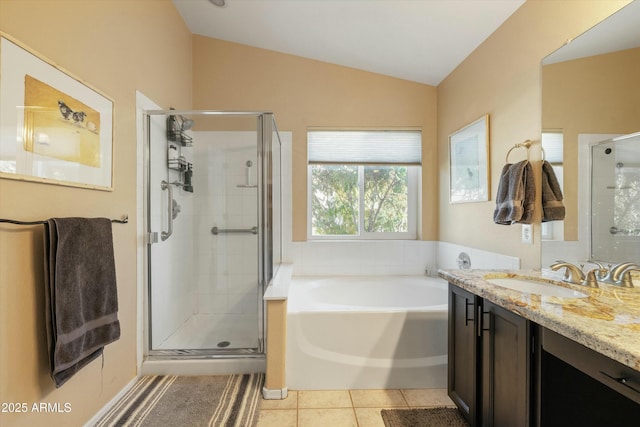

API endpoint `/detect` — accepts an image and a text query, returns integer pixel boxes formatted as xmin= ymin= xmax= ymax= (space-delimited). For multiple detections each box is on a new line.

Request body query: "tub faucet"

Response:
xmin=550 ymin=261 xmax=585 ymax=285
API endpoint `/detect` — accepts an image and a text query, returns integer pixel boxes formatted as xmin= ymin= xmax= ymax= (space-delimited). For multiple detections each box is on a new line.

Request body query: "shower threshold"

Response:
xmin=147 ymin=348 xmax=264 ymax=359
xmin=141 ymin=352 xmax=266 ymax=376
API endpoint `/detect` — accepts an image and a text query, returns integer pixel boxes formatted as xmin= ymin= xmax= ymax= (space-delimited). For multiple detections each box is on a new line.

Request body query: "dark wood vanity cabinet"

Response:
xmin=448 ymin=284 xmax=531 ymax=427
xmin=481 ymin=300 xmax=531 ymax=426
xmin=448 ymin=284 xmax=478 ymax=424
xmin=449 ymin=282 xmax=640 ymax=427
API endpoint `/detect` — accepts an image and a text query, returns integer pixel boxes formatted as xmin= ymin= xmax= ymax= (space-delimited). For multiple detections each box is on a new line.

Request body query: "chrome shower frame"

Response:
xmin=142 ymin=110 xmax=281 ymax=361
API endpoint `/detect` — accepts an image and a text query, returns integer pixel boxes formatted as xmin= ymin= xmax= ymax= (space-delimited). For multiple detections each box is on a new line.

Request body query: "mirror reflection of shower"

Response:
xmin=238 ymin=160 xmax=258 ymax=188
xmin=591 ymin=132 xmax=640 ymax=263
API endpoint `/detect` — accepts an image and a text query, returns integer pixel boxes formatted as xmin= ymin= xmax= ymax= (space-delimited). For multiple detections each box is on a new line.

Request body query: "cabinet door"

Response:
xmin=448 ymin=284 xmax=478 ymax=426
xmin=481 ymin=300 xmax=531 ymax=427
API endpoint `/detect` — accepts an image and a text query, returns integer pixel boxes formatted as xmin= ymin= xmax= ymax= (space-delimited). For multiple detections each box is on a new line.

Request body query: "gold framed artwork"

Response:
xmin=449 ymin=115 xmax=490 ymax=203
xmin=0 ymin=33 xmax=114 ymax=191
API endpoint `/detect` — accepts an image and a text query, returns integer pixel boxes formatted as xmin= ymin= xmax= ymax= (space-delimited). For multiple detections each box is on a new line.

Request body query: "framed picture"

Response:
xmin=0 ymin=33 xmax=114 ymax=191
xmin=449 ymin=115 xmax=490 ymax=203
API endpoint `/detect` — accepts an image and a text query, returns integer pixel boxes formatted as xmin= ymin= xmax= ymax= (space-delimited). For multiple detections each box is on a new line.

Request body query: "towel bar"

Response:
xmin=0 ymin=215 xmax=129 ymax=225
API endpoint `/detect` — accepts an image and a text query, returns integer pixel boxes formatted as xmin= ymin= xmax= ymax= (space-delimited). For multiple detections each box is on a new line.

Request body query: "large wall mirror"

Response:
xmin=541 ymin=1 xmax=640 ymax=267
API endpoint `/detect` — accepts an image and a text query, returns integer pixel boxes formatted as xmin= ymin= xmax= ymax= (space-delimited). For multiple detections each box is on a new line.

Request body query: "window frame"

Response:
xmin=541 ymin=130 xmax=564 ymax=241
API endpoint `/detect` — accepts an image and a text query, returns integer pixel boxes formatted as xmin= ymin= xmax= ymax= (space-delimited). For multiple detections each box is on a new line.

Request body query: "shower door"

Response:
xmin=145 ymin=111 xmax=276 ymax=356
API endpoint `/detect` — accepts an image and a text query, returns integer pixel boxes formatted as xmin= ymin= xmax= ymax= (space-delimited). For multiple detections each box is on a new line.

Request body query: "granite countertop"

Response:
xmin=438 ymin=268 xmax=640 ymax=372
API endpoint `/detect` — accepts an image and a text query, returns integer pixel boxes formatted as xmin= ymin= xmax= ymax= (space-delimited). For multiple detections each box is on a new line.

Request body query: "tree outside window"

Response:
xmin=308 ymin=130 xmax=420 ymax=239
xmin=310 ymin=165 xmax=411 ymax=237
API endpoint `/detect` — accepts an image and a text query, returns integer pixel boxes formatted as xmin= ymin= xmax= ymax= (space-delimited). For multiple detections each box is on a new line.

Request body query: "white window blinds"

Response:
xmin=542 ymin=131 xmax=563 ymax=164
xmin=308 ymin=130 xmax=422 ymax=165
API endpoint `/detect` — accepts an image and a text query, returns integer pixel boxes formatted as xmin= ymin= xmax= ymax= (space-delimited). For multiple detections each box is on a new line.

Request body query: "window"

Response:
xmin=541 ymin=131 xmax=564 ymax=240
xmin=307 ymin=130 xmax=421 ymax=239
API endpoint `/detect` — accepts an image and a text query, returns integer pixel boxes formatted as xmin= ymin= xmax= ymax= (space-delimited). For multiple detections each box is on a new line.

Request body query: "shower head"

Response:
xmin=180 ymin=116 xmax=194 ymax=131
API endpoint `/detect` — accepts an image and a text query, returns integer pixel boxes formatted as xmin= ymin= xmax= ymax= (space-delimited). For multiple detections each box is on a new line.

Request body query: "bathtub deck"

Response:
xmin=257 ymin=388 xmax=456 ymax=427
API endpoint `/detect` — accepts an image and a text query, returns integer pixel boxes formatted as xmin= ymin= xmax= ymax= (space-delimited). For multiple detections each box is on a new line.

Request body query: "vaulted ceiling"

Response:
xmin=172 ymin=0 xmax=525 ymax=86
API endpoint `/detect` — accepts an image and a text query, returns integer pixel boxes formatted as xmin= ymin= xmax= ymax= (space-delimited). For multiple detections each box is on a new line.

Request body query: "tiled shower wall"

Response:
xmin=193 ymin=132 xmax=260 ymax=317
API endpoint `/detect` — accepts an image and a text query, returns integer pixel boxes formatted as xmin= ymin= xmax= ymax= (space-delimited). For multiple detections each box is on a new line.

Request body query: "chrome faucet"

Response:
xmin=550 ymin=261 xmax=586 ymax=285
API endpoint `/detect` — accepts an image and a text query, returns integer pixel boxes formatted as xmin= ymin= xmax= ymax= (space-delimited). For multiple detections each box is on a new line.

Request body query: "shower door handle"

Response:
xmin=161 ymin=180 xmax=174 ymax=241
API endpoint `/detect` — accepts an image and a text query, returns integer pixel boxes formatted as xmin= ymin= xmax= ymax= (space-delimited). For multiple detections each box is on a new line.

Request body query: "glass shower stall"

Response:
xmin=143 ymin=110 xmax=282 ymax=359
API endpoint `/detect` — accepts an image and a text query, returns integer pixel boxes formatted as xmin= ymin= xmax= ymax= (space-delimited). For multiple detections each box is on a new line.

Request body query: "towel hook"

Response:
xmin=505 ymin=140 xmax=532 ymax=163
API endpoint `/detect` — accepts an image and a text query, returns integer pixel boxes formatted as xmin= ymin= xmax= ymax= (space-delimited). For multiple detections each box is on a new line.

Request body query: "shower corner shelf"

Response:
xmin=167 ymin=159 xmax=194 ymax=193
xmin=168 ymin=158 xmax=191 ymax=172
xmin=167 ymin=130 xmax=193 ymax=147
xmin=166 ymin=117 xmax=194 ymax=192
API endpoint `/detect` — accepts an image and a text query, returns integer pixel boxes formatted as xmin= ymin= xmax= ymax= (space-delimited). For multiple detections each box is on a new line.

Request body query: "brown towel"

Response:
xmin=541 ymin=160 xmax=565 ymax=222
xmin=493 ymin=160 xmax=536 ymax=225
xmin=43 ymin=218 xmax=120 ymax=388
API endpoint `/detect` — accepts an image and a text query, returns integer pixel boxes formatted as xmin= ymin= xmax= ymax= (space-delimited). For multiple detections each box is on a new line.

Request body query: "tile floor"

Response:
xmin=257 ymin=388 xmax=456 ymax=427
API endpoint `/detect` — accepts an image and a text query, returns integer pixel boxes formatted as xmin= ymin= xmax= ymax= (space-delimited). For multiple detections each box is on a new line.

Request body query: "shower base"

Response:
xmin=143 ymin=313 xmax=265 ymax=376
xmin=156 ymin=313 xmax=259 ymax=351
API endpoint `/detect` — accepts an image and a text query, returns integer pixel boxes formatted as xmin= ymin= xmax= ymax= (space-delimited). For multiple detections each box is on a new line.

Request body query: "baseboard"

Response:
xmin=262 ymin=386 xmax=288 ymax=400
xmin=83 ymin=376 xmax=139 ymax=427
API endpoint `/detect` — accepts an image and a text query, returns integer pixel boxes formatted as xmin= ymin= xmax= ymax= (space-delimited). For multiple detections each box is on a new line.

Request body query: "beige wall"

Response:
xmin=0 ymin=0 xmax=635 ymax=425
xmin=265 ymin=300 xmax=287 ymax=392
xmin=192 ymin=35 xmax=439 ymax=241
xmin=437 ymin=0 xmax=630 ymax=269
xmin=0 ymin=1 xmax=192 ymax=426
xmin=542 ymin=47 xmax=640 ymax=241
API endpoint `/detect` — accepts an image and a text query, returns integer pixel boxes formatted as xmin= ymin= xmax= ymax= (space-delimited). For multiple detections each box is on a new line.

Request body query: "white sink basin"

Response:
xmin=485 ymin=277 xmax=588 ymax=299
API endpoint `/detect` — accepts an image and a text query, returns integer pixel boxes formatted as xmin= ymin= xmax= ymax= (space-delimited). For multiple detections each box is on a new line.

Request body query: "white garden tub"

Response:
xmin=286 ymin=276 xmax=448 ymax=390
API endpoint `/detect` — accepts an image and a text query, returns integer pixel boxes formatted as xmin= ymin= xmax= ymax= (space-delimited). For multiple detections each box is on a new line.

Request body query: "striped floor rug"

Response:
xmin=381 ymin=407 xmax=470 ymax=427
xmin=95 ymin=374 xmax=263 ymax=427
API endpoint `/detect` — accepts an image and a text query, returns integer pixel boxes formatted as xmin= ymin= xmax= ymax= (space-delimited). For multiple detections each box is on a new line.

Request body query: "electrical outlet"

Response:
xmin=522 ymin=224 xmax=533 ymax=244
